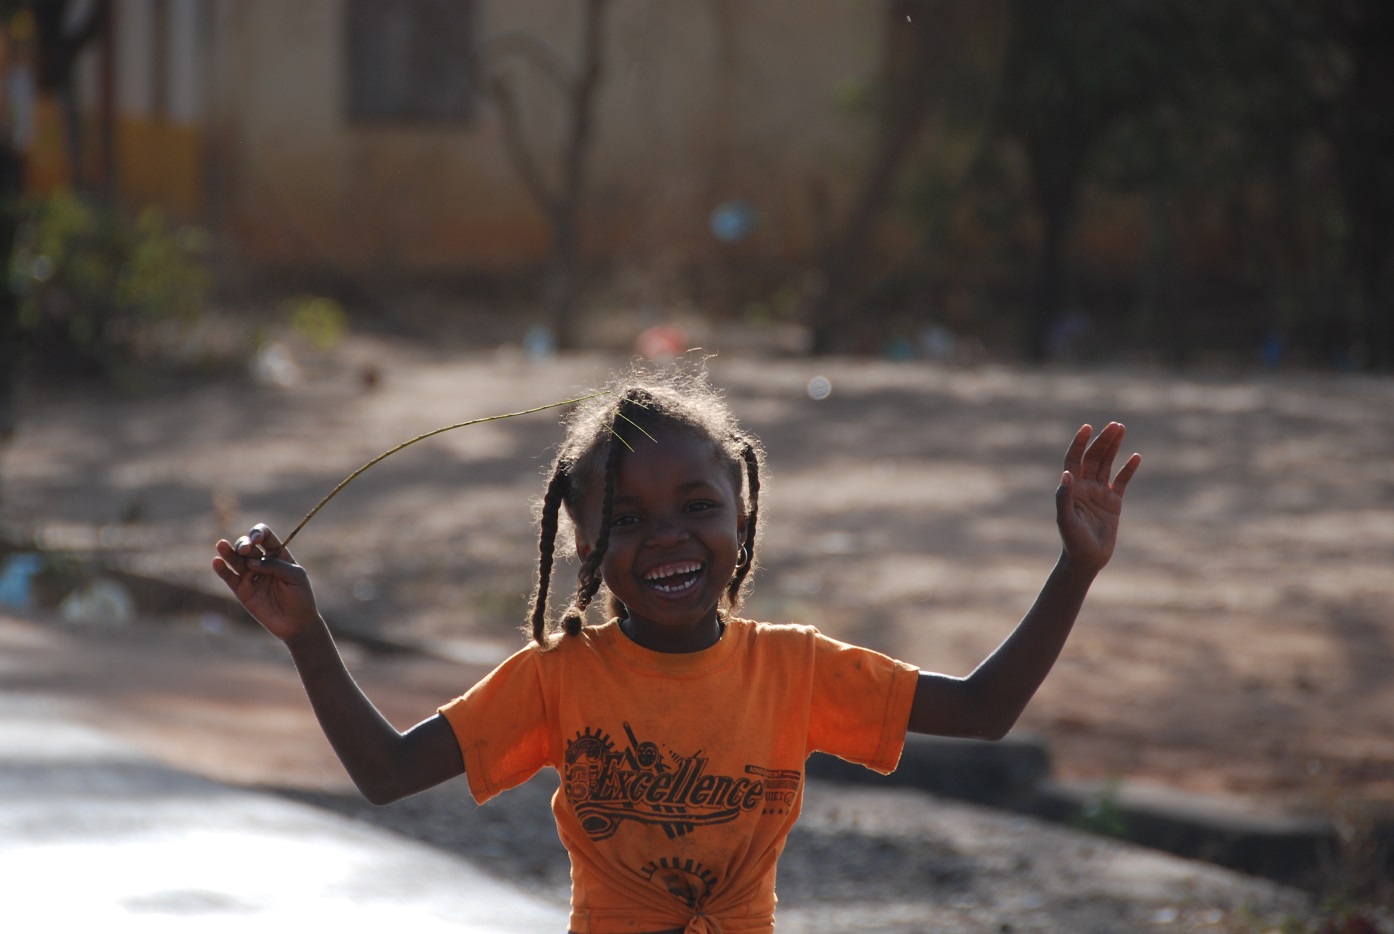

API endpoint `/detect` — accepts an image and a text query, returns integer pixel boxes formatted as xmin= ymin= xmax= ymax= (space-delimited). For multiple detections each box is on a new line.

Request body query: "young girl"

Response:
xmin=212 ymin=367 xmax=1140 ymax=934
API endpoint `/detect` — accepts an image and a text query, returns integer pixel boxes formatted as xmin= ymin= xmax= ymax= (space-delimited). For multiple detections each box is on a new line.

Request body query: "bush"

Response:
xmin=9 ymin=190 xmax=211 ymax=379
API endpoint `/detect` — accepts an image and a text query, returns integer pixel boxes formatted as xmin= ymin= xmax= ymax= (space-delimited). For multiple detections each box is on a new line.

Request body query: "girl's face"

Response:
xmin=576 ymin=426 xmax=745 ymax=653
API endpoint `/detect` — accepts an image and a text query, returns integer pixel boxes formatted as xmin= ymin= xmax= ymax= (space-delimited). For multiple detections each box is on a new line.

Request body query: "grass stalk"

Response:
xmin=278 ymin=392 xmax=610 ymax=551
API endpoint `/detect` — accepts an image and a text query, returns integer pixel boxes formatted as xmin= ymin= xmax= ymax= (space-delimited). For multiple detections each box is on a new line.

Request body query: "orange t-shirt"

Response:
xmin=438 ymin=617 xmax=919 ymax=933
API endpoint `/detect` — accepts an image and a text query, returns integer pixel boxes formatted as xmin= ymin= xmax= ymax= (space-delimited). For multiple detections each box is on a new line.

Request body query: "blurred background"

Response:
xmin=1 ymin=0 xmax=1391 ymax=381
xmin=0 ymin=1 xmax=1391 ymax=926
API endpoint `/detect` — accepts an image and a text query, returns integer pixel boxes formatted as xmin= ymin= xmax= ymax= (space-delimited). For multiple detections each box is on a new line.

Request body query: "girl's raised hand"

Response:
xmin=212 ymin=523 xmax=320 ymax=641
xmin=1055 ymin=423 xmax=1141 ymax=574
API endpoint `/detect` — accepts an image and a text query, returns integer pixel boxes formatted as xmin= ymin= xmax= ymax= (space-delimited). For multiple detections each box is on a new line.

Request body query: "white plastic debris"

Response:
xmin=58 ymin=578 xmax=136 ymax=626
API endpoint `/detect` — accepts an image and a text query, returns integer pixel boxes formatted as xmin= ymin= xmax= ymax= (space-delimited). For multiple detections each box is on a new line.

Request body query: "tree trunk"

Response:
xmin=806 ymin=0 xmax=936 ymax=355
xmin=1023 ymin=134 xmax=1085 ymax=362
xmin=0 ymin=142 xmax=26 ymax=458
xmin=545 ymin=0 xmax=607 ymax=350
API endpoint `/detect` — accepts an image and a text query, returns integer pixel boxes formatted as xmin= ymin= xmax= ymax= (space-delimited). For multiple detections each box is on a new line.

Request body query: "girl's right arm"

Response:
xmin=212 ymin=524 xmax=464 ymax=805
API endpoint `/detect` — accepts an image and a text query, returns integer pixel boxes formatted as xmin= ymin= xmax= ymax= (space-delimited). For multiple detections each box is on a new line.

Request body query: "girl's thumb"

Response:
xmin=1055 ymin=471 xmax=1074 ymax=518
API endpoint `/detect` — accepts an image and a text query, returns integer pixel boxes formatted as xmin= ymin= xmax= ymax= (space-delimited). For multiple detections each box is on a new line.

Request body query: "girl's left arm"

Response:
xmin=908 ymin=422 xmax=1141 ymax=739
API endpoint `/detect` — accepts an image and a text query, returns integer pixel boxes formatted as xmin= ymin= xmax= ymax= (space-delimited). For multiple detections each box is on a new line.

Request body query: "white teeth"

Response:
xmin=644 ymin=562 xmax=702 ymax=582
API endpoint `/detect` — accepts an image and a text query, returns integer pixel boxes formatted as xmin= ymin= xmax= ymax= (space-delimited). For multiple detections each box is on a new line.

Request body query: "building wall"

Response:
xmin=17 ymin=2 xmax=884 ymax=274
xmin=114 ymin=0 xmax=207 ymax=218
xmin=199 ymin=0 xmax=884 ymax=276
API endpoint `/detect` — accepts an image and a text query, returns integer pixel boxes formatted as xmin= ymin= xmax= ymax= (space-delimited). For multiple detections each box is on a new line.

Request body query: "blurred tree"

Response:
xmin=1108 ymin=0 xmax=1394 ymax=369
xmin=994 ymin=0 xmax=1193 ymax=361
xmin=992 ymin=0 xmax=1394 ymax=369
xmin=0 ymin=3 xmax=30 ymax=450
xmin=1310 ymin=0 xmax=1394 ymax=369
xmin=480 ymin=0 xmax=609 ymax=351
xmin=9 ymin=192 xmax=211 ymax=382
xmin=806 ymin=0 xmax=939 ymax=354
xmin=1077 ymin=2 xmax=1312 ymax=363
xmin=893 ymin=4 xmax=1009 ymax=350
xmin=0 ymin=133 xmax=18 ymax=445
xmin=31 ymin=0 xmax=108 ymax=191
xmin=811 ymin=0 xmax=1392 ymax=367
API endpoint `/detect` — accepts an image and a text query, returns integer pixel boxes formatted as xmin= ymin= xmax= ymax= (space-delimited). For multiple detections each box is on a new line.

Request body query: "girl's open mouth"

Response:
xmin=643 ymin=561 xmax=704 ymax=595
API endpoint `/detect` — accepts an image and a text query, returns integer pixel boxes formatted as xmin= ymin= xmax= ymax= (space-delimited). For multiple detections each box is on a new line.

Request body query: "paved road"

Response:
xmin=0 ymin=691 xmax=568 ymax=931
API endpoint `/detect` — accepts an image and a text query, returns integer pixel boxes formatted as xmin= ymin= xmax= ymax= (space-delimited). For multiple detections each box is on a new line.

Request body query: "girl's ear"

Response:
xmin=736 ymin=510 xmax=748 ymax=542
xmin=575 ymin=531 xmax=592 ymax=562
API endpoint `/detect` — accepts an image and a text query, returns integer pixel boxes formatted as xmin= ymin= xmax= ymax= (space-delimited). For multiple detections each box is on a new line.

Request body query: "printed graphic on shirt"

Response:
xmin=639 ymin=856 xmax=718 ymax=908
xmin=746 ymin=764 xmax=801 ymax=815
xmin=563 ymin=722 xmax=802 ymax=842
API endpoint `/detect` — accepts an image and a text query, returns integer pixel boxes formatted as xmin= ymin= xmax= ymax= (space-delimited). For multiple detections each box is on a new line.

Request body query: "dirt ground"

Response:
xmin=3 ymin=332 xmax=1393 ymax=862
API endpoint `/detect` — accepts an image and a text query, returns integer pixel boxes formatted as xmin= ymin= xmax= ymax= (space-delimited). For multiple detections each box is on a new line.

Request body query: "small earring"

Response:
xmin=736 ymin=544 xmax=749 ymax=568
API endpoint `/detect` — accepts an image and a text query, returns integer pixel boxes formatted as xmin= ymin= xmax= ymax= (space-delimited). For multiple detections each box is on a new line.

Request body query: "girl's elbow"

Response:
xmin=356 ymin=781 xmax=400 ymax=807
xmin=968 ymin=705 xmax=1021 ymax=741
xmin=352 ymin=771 xmax=412 ymax=806
xmin=976 ymin=721 xmax=1014 ymax=742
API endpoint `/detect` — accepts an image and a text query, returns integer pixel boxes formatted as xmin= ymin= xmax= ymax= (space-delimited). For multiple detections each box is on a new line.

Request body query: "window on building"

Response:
xmin=345 ymin=0 xmax=477 ymax=123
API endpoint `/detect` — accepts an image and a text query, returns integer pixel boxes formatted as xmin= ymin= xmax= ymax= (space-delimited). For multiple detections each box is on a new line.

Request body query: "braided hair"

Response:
xmin=527 ymin=366 xmax=765 ymax=646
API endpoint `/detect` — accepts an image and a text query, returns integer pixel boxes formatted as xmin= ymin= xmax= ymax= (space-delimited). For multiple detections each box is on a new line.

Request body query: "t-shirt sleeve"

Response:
xmin=438 ymin=644 xmax=552 ymax=804
xmin=805 ymin=632 xmax=919 ymax=775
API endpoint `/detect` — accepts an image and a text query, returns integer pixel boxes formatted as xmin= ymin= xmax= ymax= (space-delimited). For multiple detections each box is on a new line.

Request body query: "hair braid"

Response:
xmin=560 ymin=401 xmax=631 ymax=634
xmin=528 ymin=464 xmax=572 ymax=644
xmin=727 ymin=438 xmax=761 ymax=606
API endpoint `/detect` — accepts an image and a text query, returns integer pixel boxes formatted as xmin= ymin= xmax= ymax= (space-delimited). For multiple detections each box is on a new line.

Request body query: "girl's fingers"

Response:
xmin=1111 ymin=452 xmax=1142 ymax=496
xmin=1062 ymin=425 xmax=1092 ymax=475
xmin=211 ymin=554 xmax=240 ymax=591
xmin=249 ymin=523 xmax=294 ymax=564
xmin=1081 ymin=421 xmax=1124 ymax=482
xmin=1097 ymin=423 xmax=1122 ymax=482
xmin=232 ymin=524 xmax=295 ymax=565
xmin=215 ymin=532 xmax=303 ymax=588
xmin=215 ymin=539 xmax=249 ymax=573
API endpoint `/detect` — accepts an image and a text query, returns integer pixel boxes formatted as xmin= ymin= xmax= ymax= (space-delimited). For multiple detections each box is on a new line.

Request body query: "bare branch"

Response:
xmin=476 ymin=30 xmax=575 ymax=96
xmin=487 ymin=73 xmax=561 ymax=217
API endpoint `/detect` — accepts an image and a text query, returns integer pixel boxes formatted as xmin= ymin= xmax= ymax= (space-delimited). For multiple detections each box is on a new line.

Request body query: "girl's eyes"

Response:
xmin=609 ymin=501 xmax=720 ymax=527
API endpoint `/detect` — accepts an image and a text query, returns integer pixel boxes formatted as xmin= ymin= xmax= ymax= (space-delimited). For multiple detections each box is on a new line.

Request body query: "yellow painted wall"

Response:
xmin=117 ymin=116 xmax=205 ymax=220
xmin=26 ymin=98 xmax=204 ymax=222
xmin=25 ymin=96 xmax=72 ymax=194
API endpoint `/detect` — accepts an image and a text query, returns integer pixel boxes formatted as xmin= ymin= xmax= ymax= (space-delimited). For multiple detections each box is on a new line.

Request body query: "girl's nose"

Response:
xmin=647 ymin=516 xmax=689 ymax=546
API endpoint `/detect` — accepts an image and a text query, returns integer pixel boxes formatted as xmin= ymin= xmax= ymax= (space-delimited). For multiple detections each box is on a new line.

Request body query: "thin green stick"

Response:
xmin=278 ymin=391 xmax=610 ymax=551
xmin=605 ymin=401 xmax=659 ymax=452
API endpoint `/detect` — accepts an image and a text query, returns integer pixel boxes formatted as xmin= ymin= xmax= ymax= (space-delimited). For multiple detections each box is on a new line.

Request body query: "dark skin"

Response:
xmin=908 ymin=422 xmax=1140 ymax=738
xmin=212 ymin=421 xmax=1139 ymax=804
xmin=574 ymin=427 xmax=747 ymax=654
xmin=212 ymin=526 xmax=462 ymax=805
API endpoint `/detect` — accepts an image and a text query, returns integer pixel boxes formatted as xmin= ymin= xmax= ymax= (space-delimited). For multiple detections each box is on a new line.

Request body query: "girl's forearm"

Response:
xmin=967 ymin=554 xmax=1096 ymax=735
xmin=283 ymin=619 xmax=453 ymax=804
xmin=910 ymin=554 xmax=1096 ymax=738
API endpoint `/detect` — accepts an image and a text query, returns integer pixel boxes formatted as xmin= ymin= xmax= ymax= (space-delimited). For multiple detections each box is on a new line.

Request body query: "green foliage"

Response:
xmin=282 ymin=294 xmax=348 ymax=351
xmin=9 ymin=190 xmax=211 ymax=377
xmin=1070 ymin=776 xmax=1130 ymax=840
xmin=832 ymin=76 xmax=875 ymax=117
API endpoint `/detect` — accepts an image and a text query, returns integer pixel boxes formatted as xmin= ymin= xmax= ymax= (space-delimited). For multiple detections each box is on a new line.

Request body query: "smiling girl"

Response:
xmin=213 ymin=365 xmax=1140 ymax=933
